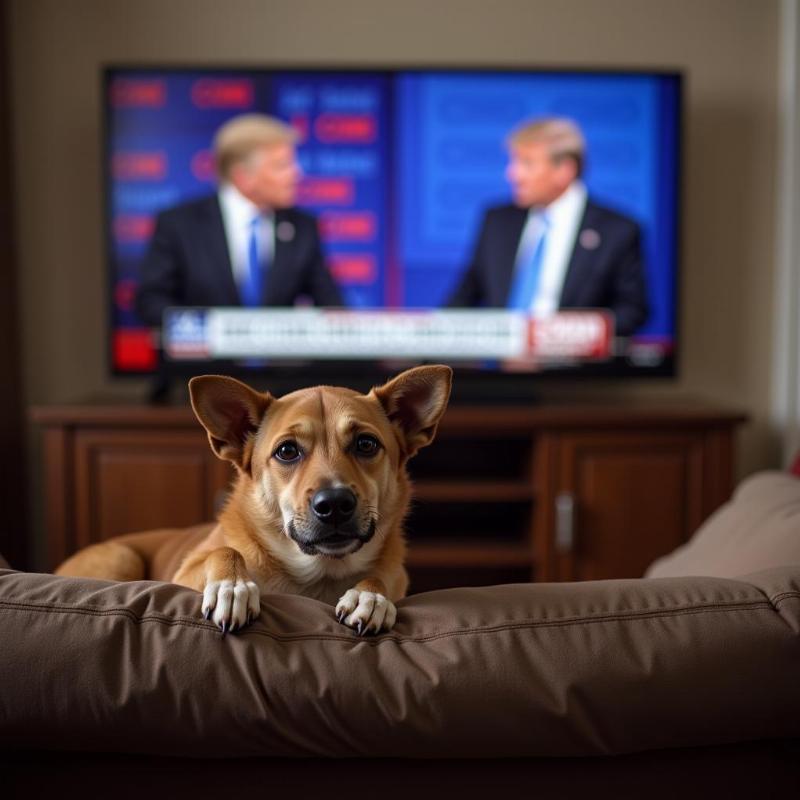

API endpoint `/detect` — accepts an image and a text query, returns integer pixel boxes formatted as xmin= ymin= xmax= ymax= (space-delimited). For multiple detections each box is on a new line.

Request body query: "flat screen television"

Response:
xmin=104 ymin=65 xmax=681 ymax=397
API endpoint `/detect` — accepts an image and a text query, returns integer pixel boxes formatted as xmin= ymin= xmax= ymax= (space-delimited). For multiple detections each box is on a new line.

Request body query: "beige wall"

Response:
xmin=9 ymin=0 xmax=780 ymax=475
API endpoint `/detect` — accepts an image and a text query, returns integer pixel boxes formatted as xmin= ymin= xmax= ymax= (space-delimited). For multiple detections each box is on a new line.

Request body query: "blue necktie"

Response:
xmin=507 ymin=213 xmax=550 ymax=311
xmin=240 ymin=216 xmax=264 ymax=307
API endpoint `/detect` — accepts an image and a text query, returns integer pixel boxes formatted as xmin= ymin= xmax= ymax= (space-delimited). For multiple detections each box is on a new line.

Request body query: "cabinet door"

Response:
xmin=551 ymin=432 xmax=706 ymax=581
xmin=73 ymin=430 xmax=233 ymax=548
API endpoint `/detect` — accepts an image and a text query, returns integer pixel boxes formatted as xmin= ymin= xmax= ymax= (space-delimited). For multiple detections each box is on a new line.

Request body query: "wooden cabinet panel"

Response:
xmin=72 ymin=431 xmax=233 ymax=547
xmin=31 ymin=403 xmax=746 ymax=580
xmin=553 ymin=433 xmax=705 ymax=581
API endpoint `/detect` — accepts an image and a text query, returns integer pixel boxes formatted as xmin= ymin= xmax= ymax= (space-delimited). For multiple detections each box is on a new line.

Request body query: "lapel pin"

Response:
xmin=276 ymin=221 xmax=295 ymax=242
xmin=579 ymin=228 xmax=601 ymax=250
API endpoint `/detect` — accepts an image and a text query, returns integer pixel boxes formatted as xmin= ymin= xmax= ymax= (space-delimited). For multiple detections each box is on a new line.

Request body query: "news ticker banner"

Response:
xmin=162 ymin=308 xmax=613 ymax=362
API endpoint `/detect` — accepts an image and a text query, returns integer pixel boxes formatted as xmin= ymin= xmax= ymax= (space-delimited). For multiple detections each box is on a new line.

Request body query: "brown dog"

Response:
xmin=56 ymin=365 xmax=452 ymax=635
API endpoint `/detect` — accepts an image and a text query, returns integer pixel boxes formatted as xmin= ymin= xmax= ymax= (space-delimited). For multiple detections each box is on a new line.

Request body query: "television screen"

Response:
xmin=105 ymin=66 xmax=681 ymax=380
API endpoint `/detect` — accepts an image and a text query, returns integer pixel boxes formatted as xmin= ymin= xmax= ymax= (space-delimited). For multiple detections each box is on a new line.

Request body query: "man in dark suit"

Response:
xmin=448 ymin=117 xmax=648 ymax=337
xmin=136 ymin=114 xmax=342 ymax=329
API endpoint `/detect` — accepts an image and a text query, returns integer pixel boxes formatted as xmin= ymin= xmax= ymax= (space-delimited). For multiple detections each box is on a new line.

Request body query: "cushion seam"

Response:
xmin=768 ymin=590 xmax=800 ymax=604
xmin=0 ymin=597 xmax=781 ymax=644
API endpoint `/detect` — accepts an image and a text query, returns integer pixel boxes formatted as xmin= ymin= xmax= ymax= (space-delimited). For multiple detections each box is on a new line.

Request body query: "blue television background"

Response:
xmin=105 ymin=67 xmax=680 ymax=371
xmin=396 ymin=72 xmax=678 ymax=337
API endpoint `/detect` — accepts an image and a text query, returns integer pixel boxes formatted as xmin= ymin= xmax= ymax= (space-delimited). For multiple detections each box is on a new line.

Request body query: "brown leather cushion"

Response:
xmin=1 ymin=564 xmax=798 ymax=758
xmin=646 ymin=471 xmax=800 ymax=578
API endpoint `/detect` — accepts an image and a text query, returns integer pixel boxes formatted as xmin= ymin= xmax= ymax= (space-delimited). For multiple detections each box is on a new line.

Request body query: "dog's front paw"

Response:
xmin=202 ymin=579 xmax=260 ymax=633
xmin=336 ymin=589 xmax=397 ymax=635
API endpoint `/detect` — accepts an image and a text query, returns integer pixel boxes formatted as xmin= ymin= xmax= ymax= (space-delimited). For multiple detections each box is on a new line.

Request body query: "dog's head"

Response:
xmin=189 ymin=366 xmax=452 ymax=558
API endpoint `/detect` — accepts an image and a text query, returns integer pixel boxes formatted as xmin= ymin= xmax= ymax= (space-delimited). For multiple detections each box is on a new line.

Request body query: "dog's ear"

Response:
xmin=371 ymin=365 xmax=452 ymax=458
xmin=188 ymin=375 xmax=272 ymax=473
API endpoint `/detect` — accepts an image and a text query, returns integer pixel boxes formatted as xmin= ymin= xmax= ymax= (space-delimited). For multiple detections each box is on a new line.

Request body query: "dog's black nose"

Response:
xmin=310 ymin=487 xmax=357 ymax=525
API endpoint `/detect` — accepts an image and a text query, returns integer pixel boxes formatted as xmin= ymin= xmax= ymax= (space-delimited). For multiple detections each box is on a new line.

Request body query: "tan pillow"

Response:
xmin=646 ymin=471 xmax=800 ymax=578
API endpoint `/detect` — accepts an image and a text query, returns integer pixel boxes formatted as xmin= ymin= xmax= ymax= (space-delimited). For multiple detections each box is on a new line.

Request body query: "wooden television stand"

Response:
xmin=31 ymin=400 xmax=746 ymax=592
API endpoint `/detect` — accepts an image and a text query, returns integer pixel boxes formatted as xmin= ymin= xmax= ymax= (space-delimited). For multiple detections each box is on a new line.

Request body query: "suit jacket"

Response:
xmin=135 ymin=194 xmax=343 ymax=327
xmin=447 ymin=201 xmax=649 ymax=336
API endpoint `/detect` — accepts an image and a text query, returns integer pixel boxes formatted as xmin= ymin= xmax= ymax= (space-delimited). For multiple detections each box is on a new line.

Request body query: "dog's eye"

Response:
xmin=274 ymin=441 xmax=301 ymax=463
xmin=355 ymin=434 xmax=381 ymax=457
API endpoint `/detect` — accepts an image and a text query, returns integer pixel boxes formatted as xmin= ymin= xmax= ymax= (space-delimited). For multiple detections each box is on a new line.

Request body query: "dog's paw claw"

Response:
xmin=336 ymin=589 xmax=397 ymax=635
xmin=202 ymin=578 xmax=260 ymax=633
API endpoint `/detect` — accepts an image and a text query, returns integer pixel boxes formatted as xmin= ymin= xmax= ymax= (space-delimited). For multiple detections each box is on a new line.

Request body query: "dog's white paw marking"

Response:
xmin=335 ymin=588 xmax=397 ymax=635
xmin=202 ymin=579 xmax=260 ymax=633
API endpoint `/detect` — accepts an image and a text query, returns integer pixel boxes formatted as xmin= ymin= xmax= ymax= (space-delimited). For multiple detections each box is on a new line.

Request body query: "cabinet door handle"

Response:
xmin=555 ymin=492 xmax=575 ymax=553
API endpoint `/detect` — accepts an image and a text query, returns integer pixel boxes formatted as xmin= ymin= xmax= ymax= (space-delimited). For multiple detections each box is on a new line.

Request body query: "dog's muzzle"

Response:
xmin=288 ymin=488 xmax=376 ymax=557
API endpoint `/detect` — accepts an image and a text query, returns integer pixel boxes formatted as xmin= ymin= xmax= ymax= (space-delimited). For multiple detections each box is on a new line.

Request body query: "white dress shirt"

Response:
xmin=217 ymin=183 xmax=275 ymax=292
xmin=514 ymin=180 xmax=588 ymax=316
